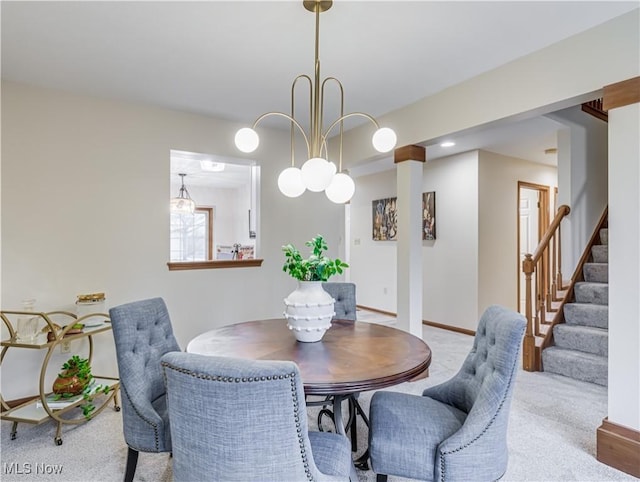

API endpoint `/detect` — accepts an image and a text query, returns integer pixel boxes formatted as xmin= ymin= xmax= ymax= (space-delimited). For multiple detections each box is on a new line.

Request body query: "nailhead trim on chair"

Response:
xmin=120 ymin=384 xmax=160 ymax=451
xmin=439 ymin=326 xmax=525 ymax=482
xmin=161 ymin=363 xmax=315 ymax=481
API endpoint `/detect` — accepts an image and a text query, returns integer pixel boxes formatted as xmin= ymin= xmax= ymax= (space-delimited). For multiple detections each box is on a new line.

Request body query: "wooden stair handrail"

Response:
xmin=522 ymin=204 xmax=571 ymax=371
xmin=531 ymin=205 xmax=570 ymax=262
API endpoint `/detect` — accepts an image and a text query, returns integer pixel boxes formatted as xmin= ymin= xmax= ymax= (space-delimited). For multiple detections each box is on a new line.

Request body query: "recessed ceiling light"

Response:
xmin=440 ymin=141 xmax=455 ymax=148
xmin=200 ymin=160 xmax=225 ymax=172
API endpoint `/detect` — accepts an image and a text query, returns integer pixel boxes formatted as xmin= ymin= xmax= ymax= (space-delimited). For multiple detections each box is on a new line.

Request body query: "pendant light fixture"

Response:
xmin=234 ymin=0 xmax=397 ymax=204
xmin=170 ymin=173 xmax=196 ymax=214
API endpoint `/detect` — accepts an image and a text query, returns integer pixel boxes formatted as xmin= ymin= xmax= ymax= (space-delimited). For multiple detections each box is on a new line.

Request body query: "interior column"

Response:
xmin=395 ymin=145 xmax=425 ymax=337
xmin=597 ymin=76 xmax=640 ymax=478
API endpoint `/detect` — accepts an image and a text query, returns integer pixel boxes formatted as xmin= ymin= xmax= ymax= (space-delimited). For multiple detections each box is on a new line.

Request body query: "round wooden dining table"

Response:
xmin=187 ymin=319 xmax=431 ymax=439
xmin=187 ymin=318 xmax=432 ymax=396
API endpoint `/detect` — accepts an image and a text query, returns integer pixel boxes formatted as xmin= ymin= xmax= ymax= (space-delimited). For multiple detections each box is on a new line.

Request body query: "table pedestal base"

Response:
xmin=308 ymin=394 xmax=371 ymax=470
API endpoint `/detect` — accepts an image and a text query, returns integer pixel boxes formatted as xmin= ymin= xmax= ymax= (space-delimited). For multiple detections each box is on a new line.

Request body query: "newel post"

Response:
xmin=522 ymin=254 xmax=537 ymax=371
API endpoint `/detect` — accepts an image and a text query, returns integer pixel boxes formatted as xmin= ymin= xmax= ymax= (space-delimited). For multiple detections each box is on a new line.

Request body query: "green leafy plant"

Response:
xmin=282 ymin=235 xmax=349 ymax=282
xmin=53 ymin=355 xmax=110 ymax=420
xmin=58 ymin=355 xmax=92 ymax=383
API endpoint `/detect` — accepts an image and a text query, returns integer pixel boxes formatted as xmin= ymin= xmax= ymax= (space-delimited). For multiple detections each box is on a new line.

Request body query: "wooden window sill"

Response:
xmin=167 ymin=259 xmax=264 ymax=271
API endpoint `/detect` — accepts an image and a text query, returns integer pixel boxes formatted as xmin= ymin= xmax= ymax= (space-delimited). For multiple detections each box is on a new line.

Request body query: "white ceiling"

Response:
xmin=2 ymin=1 xmax=636 ymax=172
xmin=170 ymin=150 xmax=254 ymax=188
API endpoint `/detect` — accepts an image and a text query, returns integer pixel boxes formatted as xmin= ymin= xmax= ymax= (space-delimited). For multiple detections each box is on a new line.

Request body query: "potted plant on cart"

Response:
xmin=282 ymin=234 xmax=348 ymax=342
xmin=51 ymin=355 xmax=110 ymax=419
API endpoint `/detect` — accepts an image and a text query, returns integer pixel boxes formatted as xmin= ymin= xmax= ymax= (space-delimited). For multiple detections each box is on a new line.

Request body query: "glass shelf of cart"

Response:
xmin=1 ymin=320 xmax=111 ymax=348
xmin=1 ymin=376 xmax=120 ymax=424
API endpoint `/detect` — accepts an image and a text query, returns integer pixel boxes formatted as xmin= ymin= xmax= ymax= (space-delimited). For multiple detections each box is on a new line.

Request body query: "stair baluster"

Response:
xmin=522 ymin=204 xmax=571 ymax=371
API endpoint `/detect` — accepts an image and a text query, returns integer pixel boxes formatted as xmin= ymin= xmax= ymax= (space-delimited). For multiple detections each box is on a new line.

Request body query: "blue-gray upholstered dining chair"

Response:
xmin=319 ymin=282 xmax=363 ymax=450
xmin=322 ymin=282 xmax=357 ymax=321
xmin=369 ymin=305 xmax=526 ymax=482
xmin=109 ymin=298 xmax=180 ymax=482
xmin=161 ymin=352 xmax=357 ymax=482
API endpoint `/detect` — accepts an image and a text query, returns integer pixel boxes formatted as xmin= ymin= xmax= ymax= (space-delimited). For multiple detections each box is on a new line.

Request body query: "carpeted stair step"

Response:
xmin=600 ymin=228 xmax=608 ymax=245
xmin=564 ymin=303 xmax=608 ymax=329
xmin=574 ymin=281 xmax=608 ymax=305
xmin=591 ymin=245 xmax=608 ymax=263
xmin=553 ymin=323 xmax=608 ymax=356
xmin=583 ymin=263 xmax=608 ymax=283
xmin=542 ymin=346 xmax=608 ymax=386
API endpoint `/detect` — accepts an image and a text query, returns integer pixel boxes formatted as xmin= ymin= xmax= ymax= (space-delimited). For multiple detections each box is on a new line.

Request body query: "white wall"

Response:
xmin=349 ymin=169 xmax=397 ymax=313
xmin=1 ymin=81 xmax=344 ymax=398
xmin=421 ymin=152 xmax=479 ymax=331
xmin=549 ymin=107 xmax=608 ymax=275
xmin=478 ymin=151 xmax=558 ymax=316
xmin=608 ymin=102 xmax=640 ymax=431
xmin=351 ymin=151 xmax=557 ymax=332
xmin=170 ymin=167 xmax=257 ymax=251
xmin=234 ymin=183 xmax=252 ymax=247
xmin=176 ymin=184 xmax=245 ymax=250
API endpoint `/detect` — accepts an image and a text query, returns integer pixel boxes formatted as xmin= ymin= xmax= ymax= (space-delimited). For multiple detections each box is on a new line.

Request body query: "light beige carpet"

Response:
xmin=1 ymin=324 xmax=634 ymax=481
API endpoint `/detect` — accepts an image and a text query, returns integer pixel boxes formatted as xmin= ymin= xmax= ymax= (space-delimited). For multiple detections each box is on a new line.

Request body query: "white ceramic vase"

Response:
xmin=284 ymin=281 xmax=335 ymax=342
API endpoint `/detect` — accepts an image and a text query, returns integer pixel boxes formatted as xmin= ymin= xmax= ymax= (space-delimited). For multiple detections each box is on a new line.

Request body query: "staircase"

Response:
xmin=542 ymin=227 xmax=608 ymax=386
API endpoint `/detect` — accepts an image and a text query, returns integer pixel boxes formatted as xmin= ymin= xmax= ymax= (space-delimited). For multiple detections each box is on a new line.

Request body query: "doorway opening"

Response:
xmin=517 ymin=182 xmax=550 ymax=314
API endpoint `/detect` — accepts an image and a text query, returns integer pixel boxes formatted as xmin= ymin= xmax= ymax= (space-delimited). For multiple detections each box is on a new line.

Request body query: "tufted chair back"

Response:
xmin=427 ymin=304 xmax=526 ymax=414
xmin=369 ymin=305 xmax=526 ymax=482
xmin=322 ymin=282 xmax=357 ymax=321
xmin=161 ymin=352 xmax=354 ymax=481
xmin=425 ymin=305 xmax=526 ymax=481
xmin=109 ymin=297 xmax=180 ymax=482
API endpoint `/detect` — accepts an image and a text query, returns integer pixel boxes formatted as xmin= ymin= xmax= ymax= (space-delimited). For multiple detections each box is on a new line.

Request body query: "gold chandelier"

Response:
xmin=234 ymin=0 xmax=397 ymax=204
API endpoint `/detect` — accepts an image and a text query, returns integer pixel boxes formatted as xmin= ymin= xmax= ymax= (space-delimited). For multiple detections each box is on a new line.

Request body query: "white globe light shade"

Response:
xmin=372 ymin=127 xmax=397 ymax=153
xmin=325 ymin=172 xmax=356 ymax=204
xmin=235 ymin=127 xmax=259 ymax=153
xmin=301 ymin=157 xmax=335 ymax=192
xmin=277 ymin=167 xmax=306 ymax=198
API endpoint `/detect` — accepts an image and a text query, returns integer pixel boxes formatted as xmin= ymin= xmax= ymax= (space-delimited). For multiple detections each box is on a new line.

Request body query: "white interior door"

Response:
xmin=519 ymin=188 xmax=540 ymax=314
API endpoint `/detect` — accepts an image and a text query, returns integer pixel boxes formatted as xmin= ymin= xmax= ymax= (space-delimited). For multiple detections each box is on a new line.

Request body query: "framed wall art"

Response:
xmin=372 ymin=197 xmax=398 ymax=241
xmin=422 ymin=191 xmax=436 ymax=240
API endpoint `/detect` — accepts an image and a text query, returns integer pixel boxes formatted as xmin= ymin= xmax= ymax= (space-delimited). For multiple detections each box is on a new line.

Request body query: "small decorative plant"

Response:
xmin=52 ymin=355 xmax=110 ymax=420
xmin=282 ymin=235 xmax=348 ymax=282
